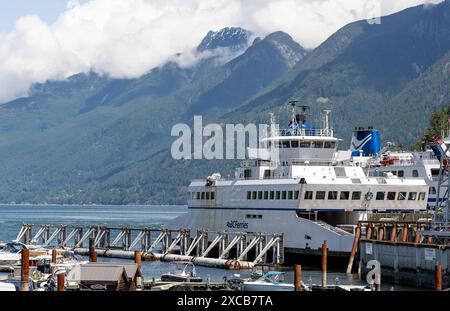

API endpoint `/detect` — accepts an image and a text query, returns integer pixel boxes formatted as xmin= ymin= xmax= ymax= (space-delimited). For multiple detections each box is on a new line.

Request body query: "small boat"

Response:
xmin=0 ymin=282 xmax=17 ymax=291
xmin=0 ymin=242 xmax=26 ymax=266
xmin=161 ymin=262 xmax=203 ymax=283
xmin=241 ymin=271 xmax=294 ymax=291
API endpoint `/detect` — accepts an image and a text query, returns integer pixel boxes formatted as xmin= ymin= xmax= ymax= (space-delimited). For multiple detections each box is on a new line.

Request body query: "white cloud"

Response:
xmin=0 ymin=0 xmax=443 ymax=103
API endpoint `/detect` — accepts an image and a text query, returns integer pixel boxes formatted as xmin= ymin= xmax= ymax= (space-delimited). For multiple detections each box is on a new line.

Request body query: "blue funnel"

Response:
xmin=351 ymin=128 xmax=381 ymax=157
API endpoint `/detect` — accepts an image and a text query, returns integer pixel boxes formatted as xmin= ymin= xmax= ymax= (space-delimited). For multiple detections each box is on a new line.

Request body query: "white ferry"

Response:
xmin=168 ymin=106 xmax=429 ymax=261
xmin=349 ymin=128 xmax=449 ymax=205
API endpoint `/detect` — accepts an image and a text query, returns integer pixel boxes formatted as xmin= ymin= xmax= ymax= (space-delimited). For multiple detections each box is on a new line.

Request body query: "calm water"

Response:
xmin=0 ymin=205 xmax=416 ymax=290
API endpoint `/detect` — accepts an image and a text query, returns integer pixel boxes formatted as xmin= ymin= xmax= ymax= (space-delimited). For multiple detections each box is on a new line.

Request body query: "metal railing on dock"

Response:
xmin=14 ymin=224 xmax=284 ymax=270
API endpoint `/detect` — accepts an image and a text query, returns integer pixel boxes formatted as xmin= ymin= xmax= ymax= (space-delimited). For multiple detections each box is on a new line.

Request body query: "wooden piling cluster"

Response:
xmin=294 ymin=241 xmax=329 ymax=291
xmin=356 ymin=219 xmax=449 ymax=290
xmin=357 ymin=220 xmax=432 ymax=245
xmin=346 ymin=220 xmax=436 ymax=275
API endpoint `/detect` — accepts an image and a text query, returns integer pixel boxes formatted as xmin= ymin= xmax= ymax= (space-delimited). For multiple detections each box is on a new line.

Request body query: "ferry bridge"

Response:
xmin=14 ymin=224 xmax=284 ymax=269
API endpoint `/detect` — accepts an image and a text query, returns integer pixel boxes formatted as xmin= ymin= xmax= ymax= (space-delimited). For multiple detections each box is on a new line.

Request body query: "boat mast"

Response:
xmin=289 ymin=100 xmax=299 ymax=136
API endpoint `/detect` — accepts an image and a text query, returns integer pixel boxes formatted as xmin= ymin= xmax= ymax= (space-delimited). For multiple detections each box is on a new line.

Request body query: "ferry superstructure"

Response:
xmin=349 ymin=128 xmax=448 ymax=205
xmin=168 ymin=106 xmax=429 ymax=260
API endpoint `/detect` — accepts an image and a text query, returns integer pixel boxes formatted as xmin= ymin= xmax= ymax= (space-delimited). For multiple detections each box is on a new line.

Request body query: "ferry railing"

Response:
xmin=280 ymin=128 xmax=334 ymax=137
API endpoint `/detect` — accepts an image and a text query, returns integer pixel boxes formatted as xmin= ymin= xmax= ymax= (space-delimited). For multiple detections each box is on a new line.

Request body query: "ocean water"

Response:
xmin=0 ymin=205 xmax=416 ymax=290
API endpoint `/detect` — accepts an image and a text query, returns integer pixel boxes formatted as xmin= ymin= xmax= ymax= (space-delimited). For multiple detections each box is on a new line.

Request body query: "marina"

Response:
xmin=0 ymin=204 xmax=421 ymax=291
xmin=1 ymin=106 xmax=449 ymax=292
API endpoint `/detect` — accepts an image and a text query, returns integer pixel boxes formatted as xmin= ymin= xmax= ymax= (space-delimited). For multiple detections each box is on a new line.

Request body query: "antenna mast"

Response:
xmin=289 ymin=100 xmax=299 ymax=135
xmin=323 ymin=110 xmax=332 ymax=136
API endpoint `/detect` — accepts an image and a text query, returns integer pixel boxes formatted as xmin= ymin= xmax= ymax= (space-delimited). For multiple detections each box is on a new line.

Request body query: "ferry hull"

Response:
xmin=167 ymin=207 xmax=355 ymax=261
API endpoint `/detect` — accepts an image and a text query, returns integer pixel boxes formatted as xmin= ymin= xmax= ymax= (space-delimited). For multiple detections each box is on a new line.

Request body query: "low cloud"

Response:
xmin=316 ymin=97 xmax=331 ymax=104
xmin=0 ymin=0 xmax=442 ymax=103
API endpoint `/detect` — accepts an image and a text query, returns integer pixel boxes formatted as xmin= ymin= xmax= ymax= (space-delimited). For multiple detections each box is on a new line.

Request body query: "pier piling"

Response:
xmin=322 ymin=241 xmax=328 ymax=288
xmin=294 ymin=264 xmax=302 ymax=291
xmin=366 ymin=225 xmax=372 ymax=240
xmin=51 ymin=249 xmax=57 ymax=264
xmin=135 ymin=250 xmax=142 ymax=269
xmin=89 ymin=237 xmax=97 ymax=262
xmin=401 ymin=224 xmax=408 ymax=242
xmin=346 ymin=226 xmax=361 ymax=274
xmin=435 ymin=263 xmax=442 ymax=291
xmin=57 ymin=273 xmax=65 ymax=292
xmin=21 ymin=248 xmax=30 ymax=292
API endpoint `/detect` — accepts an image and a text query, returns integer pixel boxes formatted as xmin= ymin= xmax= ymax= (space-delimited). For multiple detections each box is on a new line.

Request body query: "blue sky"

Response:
xmin=0 ymin=0 xmax=88 ymax=31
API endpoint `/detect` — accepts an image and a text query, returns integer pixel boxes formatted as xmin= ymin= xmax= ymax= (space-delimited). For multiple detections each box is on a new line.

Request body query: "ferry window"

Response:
xmin=252 ymin=191 xmax=257 ymax=200
xmin=276 ymin=191 xmax=281 ymax=200
xmin=397 ymin=170 xmax=404 ymax=178
xmin=429 ymin=187 xmax=437 ymax=194
xmin=294 ymin=191 xmax=299 ymax=200
xmin=191 ymin=192 xmax=195 ymax=200
xmin=196 ymin=192 xmax=200 ymax=200
xmin=387 ymin=192 xmax=396 ymax=200
xmin=201 ymin=192 xmax=205 ymax=200
xmin=270 ymin=191 xmax=275 ymax=200
xmin=211 ymin=192 xmax=215 ymax=200
xmin=419 ymin=192 xmax=426 ymax=201
xmin=278 ymin=142 xmax=283 ymax=148
xmin=304 ymin=191 xmax=313 ymax=200
xmin=408 ymin=192 xmax=417 ymax=200
xmin=300 ymin=141 xmax=311 ymax=148
xmin=264 ymin=191 xmax=269 ymax=200
xmin=206 ymin=192 xmax=210 ymax=200
xmin=247 ymin=192 xmax=251 ymax=200
xmin=340 ymin=191 xmax=350 ymax=200
xmin=397 ymin=192 xmax=406 ymax=200
xmin=258 ymin=191 xmax=263 ymax=200
xmin=431 ymin=169 xmax=440 ymax=176
xmin=351 ymin=192 xmax=361 ymax=200
xmin=376 ymin=192 xmax=385 ymax=200
xmin=288 ymin=191 xmax=293 ymax=200
xmin=282 ymin=191 xmax=287 ymax=200
xmin=316 ymin=191 xmax=326 ymax=200
xmin=391 ymin=171 xmax=397 ymax=176
xmin=312 ymin=141 xmax=324 ymax=148
xmin=291 ymin=141 xmax=299 ymax=148
xmin=324 ymin=142 xmax=336 ymax=149
xmin=328 ymin=191 xmax=338 ymax=200
xmin=282 ymin=141 xmax=291 ymax=148
xmin=412 ymin=170 xmax=419 ymax=177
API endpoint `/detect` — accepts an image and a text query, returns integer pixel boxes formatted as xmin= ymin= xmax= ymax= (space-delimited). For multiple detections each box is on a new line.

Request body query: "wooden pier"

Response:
xmin=351 ymin=218 xmax=449 ymax=289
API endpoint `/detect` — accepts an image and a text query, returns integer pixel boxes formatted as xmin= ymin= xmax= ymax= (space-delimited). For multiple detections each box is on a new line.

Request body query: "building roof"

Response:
xmin=67 ymin=263 xmax=140 ymax=282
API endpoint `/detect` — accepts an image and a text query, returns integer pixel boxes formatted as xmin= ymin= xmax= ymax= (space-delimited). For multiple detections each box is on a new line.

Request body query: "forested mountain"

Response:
xmin=0 ymin=2 xmax=449 ymax=204
xmin=0 ymin=28 xmax=306 ymax=204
